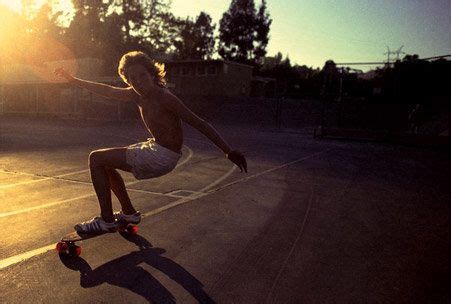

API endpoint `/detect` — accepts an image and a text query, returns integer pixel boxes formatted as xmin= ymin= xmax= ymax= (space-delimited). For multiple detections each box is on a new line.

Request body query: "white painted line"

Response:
xmin=142 ymin=193 xmax=207 ymax=218
xmin=0 ymin=145 xmax=194 ymax=219
xmin=0 ymin=177 xmax=51 ymax=189
xmin=54 ymin=168 xmax=90 ymax=178
xmin=0 ymin=142 xmax=194 ymax=190
xmin=0 ymin=244 xmax=56 ymax=270
xmin=0 ymin=193 xmax=94 ymax=218
xmin=142 ymin=161 xmax=237 ymax=217
xmin=265 ymin=192 xmax=315 ymax=303
xmin=0 ymin=149 xmax=331 ymax=270
xmin=198 ymin=165 xmax=236 ymax=192
xmin=207 ymin=149 xmax=330 ymax=194
xmin=0 ymin=169 xmax=89 ymax=189
xmin=165 ymin=190 xmax=205 ymax=197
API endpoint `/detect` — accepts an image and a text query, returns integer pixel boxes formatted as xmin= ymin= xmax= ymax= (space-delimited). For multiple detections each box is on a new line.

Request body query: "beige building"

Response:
xmin=0 ymin=58 xmax=254 ymax=119
xmin=166 ymin=60 xmax=253 ymax=96
xmin=0 ymin=58 xmax=131 ymax=119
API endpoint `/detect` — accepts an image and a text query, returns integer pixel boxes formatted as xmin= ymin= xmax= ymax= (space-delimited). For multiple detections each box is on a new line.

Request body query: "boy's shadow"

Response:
xmin=59 ymin=232 xmax=215 ymax=304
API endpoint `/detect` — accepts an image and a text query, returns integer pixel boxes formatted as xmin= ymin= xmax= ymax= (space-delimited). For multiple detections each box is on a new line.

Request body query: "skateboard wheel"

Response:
xmin=126 ymin=224 xmax=138 ymax=235
xmin=69 ymin=245 xmax=81 ymax=257
xmin=56 ymin=242 xmax=68 ymax=253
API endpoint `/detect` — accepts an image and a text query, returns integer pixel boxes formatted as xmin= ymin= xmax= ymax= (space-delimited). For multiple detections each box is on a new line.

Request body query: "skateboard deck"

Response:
xmin=56 ymin=223 xmax=138 ymax=256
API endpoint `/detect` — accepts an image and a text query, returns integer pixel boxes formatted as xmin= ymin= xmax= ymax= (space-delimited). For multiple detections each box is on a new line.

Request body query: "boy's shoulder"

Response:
xmin=160 ymin=88 xmax=182 ymax=106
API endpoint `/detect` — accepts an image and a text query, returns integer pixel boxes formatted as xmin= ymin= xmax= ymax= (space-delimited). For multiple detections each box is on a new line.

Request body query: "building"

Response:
xmin=0 ymin=58 xmax=133 ymax=119
xmin=0 ymin=58 xmax=254 ymax=119
xmin=165 ymin=60 xmax=253 ymax=96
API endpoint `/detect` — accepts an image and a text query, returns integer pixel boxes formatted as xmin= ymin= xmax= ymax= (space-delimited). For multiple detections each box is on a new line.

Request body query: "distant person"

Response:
xmin=54 ymin=51 xmax=247 ymax=234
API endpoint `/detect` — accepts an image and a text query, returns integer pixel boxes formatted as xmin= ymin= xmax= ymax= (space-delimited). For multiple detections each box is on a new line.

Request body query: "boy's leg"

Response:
xmin=89 ymin=147 xmax=132 ymax=223
xmin=105 ymin=167 xmax=137 ymax=215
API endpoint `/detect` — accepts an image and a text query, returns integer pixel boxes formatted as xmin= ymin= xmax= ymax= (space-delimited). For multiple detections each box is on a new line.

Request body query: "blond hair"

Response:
xmin=118 ymin=51 xmax=166 ymax=87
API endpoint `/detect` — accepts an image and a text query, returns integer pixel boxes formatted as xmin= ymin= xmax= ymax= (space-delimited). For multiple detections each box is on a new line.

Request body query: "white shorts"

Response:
xmin=125 ymin=138 xmax=182 ymax=180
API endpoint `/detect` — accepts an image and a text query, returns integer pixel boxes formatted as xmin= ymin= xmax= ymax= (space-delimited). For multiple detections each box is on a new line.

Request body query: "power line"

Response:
xmin=336 ymin=54 xmax=451 ymax=66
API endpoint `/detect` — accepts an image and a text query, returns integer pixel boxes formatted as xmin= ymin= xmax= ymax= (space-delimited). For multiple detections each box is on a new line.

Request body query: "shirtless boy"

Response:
xmin=54 ymin=51 xmax=247 ymax=234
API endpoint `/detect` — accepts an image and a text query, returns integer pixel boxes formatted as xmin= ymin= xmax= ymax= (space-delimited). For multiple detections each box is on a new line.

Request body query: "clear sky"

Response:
xmin=1 ymin=0 xmax=450 ymax=70
xmin=171 ymin=0 xmax=451 ymax=70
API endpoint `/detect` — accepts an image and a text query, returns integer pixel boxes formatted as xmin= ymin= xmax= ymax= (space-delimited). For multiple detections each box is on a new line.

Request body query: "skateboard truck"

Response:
xmin=56 ymin=223 xmax=138 ymax=257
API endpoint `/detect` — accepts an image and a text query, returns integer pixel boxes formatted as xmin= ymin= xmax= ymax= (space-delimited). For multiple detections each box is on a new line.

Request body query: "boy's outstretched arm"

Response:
xmin=166 ymin=94 xmax=247 ymax=173
xmin=54 ymin=68 xmax=136 ymax=102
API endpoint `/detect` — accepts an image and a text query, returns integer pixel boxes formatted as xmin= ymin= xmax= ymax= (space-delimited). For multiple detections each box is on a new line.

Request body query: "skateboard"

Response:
xmin=56 ymin=223 xmax=138 ymax=256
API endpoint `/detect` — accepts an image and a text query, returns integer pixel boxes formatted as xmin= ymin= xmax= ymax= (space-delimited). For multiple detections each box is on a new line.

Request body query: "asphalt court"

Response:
xmin=1 ymin=116 xmax=450 ymax=303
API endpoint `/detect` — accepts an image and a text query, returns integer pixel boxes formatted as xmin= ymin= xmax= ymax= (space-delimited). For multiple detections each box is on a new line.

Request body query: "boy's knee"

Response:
xmin=105 ymin=167 xmax=117 ymax=175
xmin=89 ymin=151 xmax=103 ymax=167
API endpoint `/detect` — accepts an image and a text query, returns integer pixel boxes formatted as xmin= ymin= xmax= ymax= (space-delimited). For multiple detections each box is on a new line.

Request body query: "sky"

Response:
xmin=171 ymin=0 xmax=451 ymax=70
xmin=1 ymin=0 xmax=450 ymax=70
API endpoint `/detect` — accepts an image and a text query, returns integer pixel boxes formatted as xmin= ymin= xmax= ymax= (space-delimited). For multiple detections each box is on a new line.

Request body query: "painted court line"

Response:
xmin=0 ymin=193 xmax=95 ymax=219
xmin=206 ymin=149 xmax=331 ymax=194
xmin=0 ymin=146 xmax=194 ymax=219
xmin=198 ymin=165 xmax=236 ymax=192
xmin=0 ymin=142 xmax=194 ymax=189
xmin=0 ymin=163 xmax=232 ymax=270
xmin=265 ymin=190 xmax=316 ymax=303
xmin=0 ymin=149 xmax=330 ymax=270
xmin=0 ymin=244 xmax=56 ymax=270
xmin=0 ymin=169 xmax=89 ymax=189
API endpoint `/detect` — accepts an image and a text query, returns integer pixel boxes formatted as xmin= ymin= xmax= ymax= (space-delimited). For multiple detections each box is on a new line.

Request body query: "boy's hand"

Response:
xmin=227 ymin=151 xmax=247 ymax=173
xmin=54 ymin=67 xmax=74 ymax=82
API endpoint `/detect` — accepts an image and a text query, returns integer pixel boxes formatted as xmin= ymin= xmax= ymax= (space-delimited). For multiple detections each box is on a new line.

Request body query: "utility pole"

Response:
xmin=394 ymin=45 xmax=406 ymax=60
xmin=384 ymin=46 xmax=392 ymax=64
xmin=384 ymin=45 xmax=405 ymax=66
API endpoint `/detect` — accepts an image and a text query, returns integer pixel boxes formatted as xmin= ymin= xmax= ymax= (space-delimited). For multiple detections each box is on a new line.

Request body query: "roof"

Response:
xmin=166 ymin=59 xmax=253 ymax=69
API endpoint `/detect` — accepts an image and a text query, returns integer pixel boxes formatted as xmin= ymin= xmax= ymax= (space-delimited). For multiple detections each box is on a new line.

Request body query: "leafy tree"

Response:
xmin=63 ymin=0 xmax=111 ymax=57
xmin=253 ymin=0 xmax=271 ymax=63
xmin=138 ymin=0 xmax=177 ymax=54
xmin=219 ymin=0 xmax=271 ymax=65
xmin=173 ymin=12 xmax=215 ymax=60
xmin=257 ymin=53 xmax=321 ymax=98
xmin=109 ymin=0 xmax=146 ymax=46
xmin=193 ymin=12 xmax=216 ymax=59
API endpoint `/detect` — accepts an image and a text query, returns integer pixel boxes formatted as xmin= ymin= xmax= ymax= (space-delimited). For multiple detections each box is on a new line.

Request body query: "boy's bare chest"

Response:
xmin=138 ymin=103 xmax=178 ymax=132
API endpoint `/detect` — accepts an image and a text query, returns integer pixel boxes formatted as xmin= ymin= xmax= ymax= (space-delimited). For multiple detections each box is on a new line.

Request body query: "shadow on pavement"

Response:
xmin=59 ymin=233 xmax=215 ymax=304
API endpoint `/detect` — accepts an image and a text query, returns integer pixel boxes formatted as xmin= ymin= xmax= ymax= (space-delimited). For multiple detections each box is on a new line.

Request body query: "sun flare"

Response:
xmin=0 ymin=0 xmax=77 ymax=81
xmin=0 ymin=0 xmax=75 ymax=20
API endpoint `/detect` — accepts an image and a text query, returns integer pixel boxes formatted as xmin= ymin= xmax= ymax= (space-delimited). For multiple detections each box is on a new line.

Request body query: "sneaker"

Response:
xmin=74 ymin=216 xmax=118 ymax=234
xmin=113 ymin=210 xmax=141 ymax=224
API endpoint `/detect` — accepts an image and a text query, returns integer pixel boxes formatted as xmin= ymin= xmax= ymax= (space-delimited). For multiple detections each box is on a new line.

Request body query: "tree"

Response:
xmin=173 ymin=12 xmax=215 ymax=60
xmin=219 ymin=0 xmax=271 ymax=65
xmin=254 ymin=0 xmax=271 ymax=63
xmin=109 ymin=0 xmax=146 ymax=46
xmin=194 ymin=12 xmax=216 ymax=59
xmin=138 ymin=0 xmax=177 ymax=54
xmin=63 ymin=0 xmax=111 ymax=57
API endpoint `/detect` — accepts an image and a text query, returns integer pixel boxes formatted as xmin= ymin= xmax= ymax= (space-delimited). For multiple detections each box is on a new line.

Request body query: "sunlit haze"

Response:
xmin=1 ymin=0 xmax=450 ymax=70
xmin=0 ymin=0 xmax=74 ymax=25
